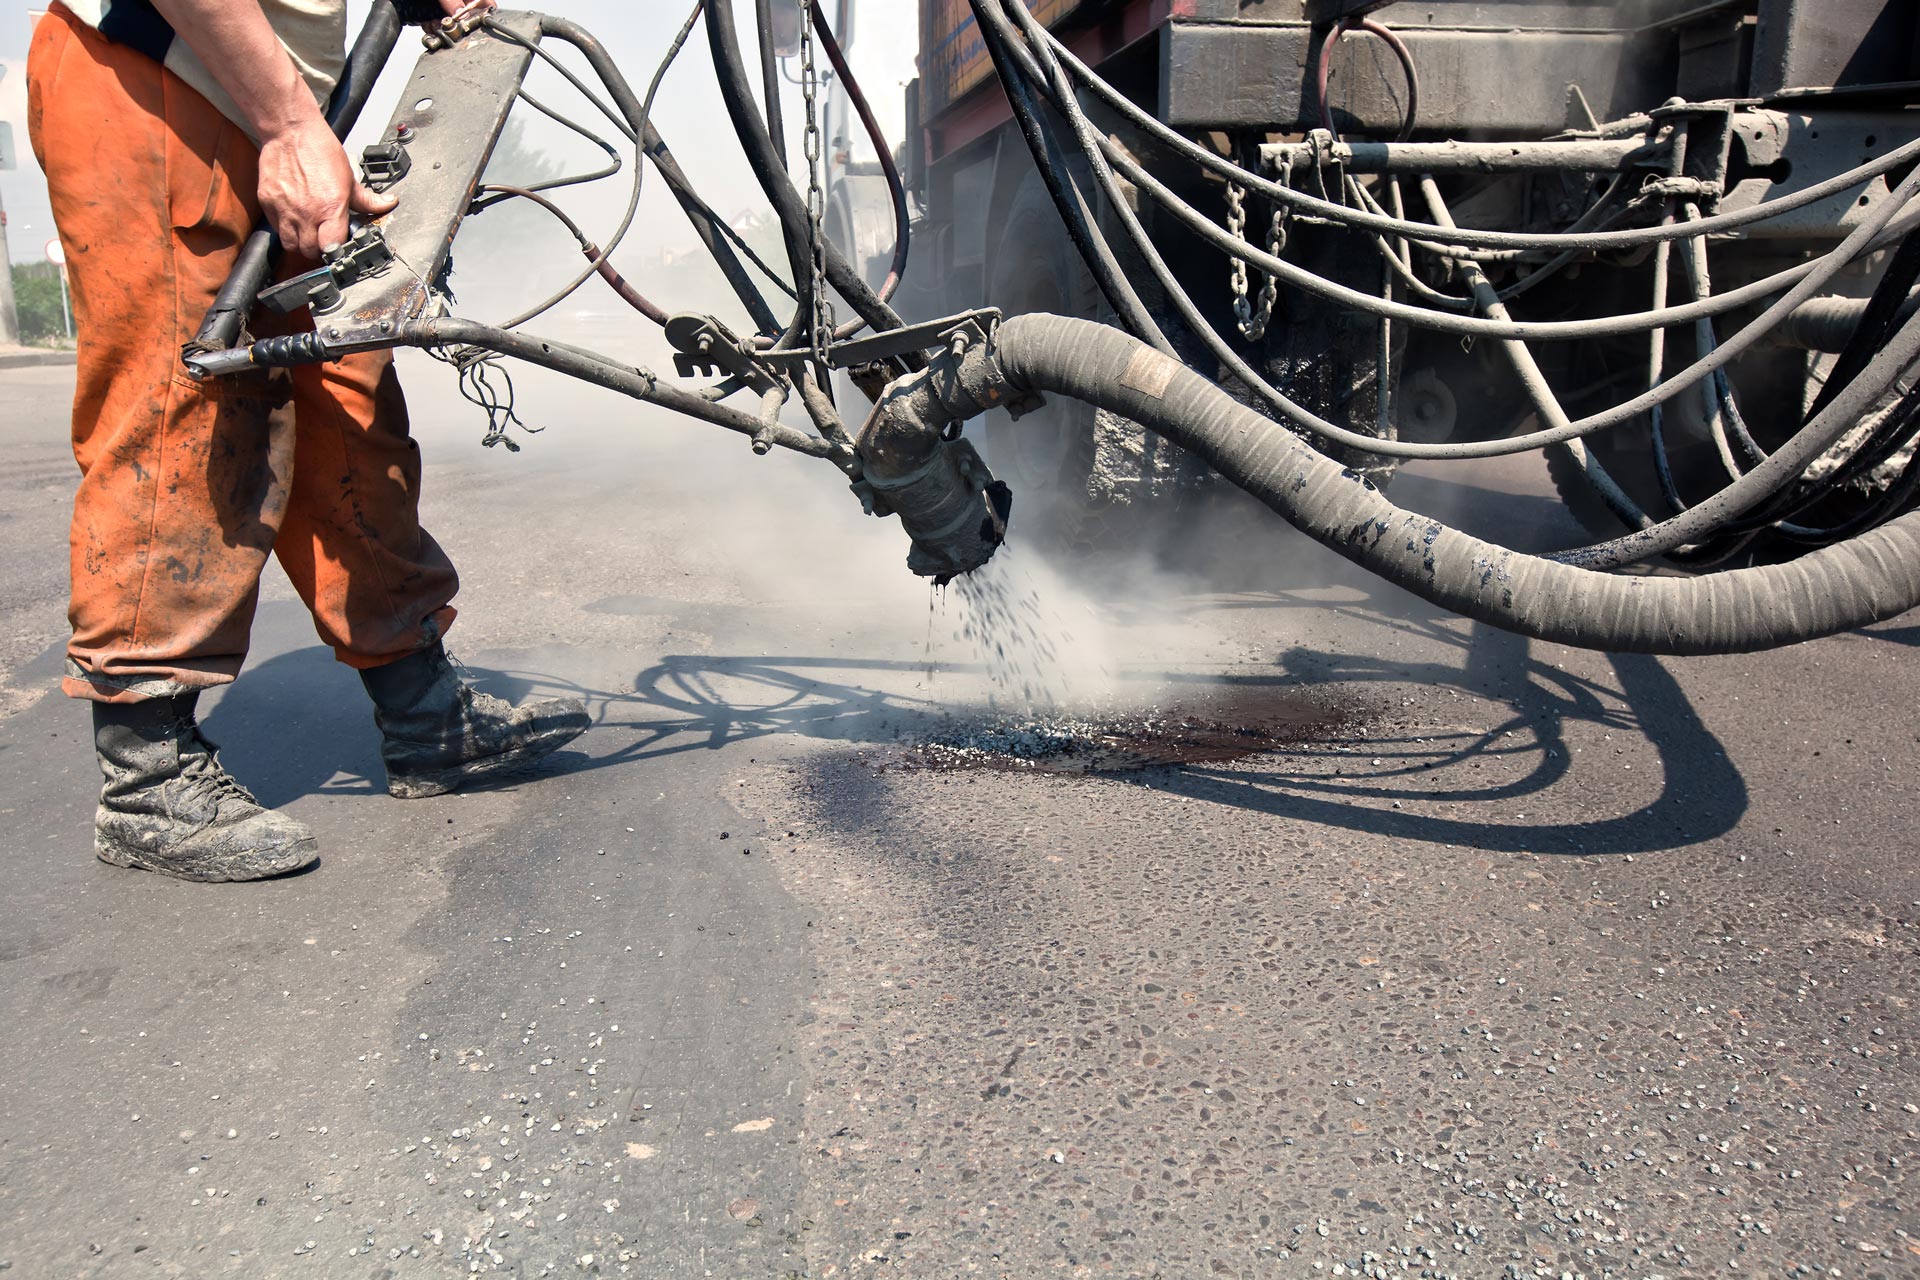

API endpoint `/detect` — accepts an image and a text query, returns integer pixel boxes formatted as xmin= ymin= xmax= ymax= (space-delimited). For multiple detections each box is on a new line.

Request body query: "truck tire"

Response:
xmin=980 ymin=172 xmax=1115 ymax=549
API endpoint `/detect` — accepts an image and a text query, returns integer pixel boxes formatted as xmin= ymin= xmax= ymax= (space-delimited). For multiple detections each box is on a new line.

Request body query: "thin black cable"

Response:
xmin=474 ymin=184 xmax=673 ymax=325
xmin=484 ymin=19 xmax=635 ymax=142
xmin=755 ymin=0 xmax=790 ymax=165
xmin=485 ymin=4 xmax=696 ymax=331
xmin=808 ymin=0 xmax=908 ymax=304
xmin=488 ymin=89 xmax=623 ymax=195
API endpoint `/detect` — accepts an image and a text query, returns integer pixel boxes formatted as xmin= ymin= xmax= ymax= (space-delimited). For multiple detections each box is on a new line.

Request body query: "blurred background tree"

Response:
xmin=9 ymin=262 xmax=68 ymax=345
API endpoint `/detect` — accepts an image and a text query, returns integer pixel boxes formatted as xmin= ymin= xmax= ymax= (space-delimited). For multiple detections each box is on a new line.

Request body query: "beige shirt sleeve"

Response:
xmin=60 ymin=0 xmax=349 ymax=141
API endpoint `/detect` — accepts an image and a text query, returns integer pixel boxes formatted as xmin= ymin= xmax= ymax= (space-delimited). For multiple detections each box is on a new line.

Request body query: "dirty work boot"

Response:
xmin=360 ymin=643 xmax=589 ymax=799
xmin=93 ymin=694 xmax=319 ymax=882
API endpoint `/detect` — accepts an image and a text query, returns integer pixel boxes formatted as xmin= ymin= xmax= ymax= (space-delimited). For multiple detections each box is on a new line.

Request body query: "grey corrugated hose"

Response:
xmin=987 ymin=314 xmax=1920 ymax=655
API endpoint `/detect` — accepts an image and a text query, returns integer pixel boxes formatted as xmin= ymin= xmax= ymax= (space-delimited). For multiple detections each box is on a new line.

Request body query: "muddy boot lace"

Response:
xmin=173 ymin=731 xmax=262 ymax=815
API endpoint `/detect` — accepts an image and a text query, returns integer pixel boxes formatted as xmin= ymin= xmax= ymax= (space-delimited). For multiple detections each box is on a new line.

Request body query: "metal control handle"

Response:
xmin=183 ymin=0 xmax=409 ymax=365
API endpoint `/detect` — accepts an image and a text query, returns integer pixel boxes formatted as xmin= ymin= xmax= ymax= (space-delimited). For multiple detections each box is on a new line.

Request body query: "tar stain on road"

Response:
xmin=876 ymin=687 xmax=1358 ymax=775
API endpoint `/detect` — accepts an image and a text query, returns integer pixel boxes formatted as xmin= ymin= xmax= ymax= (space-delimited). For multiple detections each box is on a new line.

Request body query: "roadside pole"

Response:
xmin=44 ymin=236 xmax=68 ymax=338
xmin=0 ymin=88 xmax=21 ymax=347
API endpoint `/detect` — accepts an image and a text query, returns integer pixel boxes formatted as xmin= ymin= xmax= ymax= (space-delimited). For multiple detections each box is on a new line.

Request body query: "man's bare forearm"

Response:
xmin=149 ymin=0 xmax=322 ymax=144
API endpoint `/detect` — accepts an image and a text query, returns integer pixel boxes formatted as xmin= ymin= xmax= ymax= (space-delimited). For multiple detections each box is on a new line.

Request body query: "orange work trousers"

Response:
xmin=27 ymin=5 xmax=459 ymax=705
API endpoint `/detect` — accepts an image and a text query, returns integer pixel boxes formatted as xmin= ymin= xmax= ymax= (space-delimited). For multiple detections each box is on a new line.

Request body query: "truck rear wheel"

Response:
xmin=980 ymin=174 xmax=1115 ymax=549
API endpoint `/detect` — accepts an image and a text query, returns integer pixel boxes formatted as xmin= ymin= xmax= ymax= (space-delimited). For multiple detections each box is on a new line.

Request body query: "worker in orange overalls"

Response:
xmin=27 ymin=0 xmax=588 ymax=882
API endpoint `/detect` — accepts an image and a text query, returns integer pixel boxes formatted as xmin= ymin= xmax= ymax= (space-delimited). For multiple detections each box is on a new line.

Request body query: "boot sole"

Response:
xmin=96 ymin=833 xmax=320 ymax=883
xmin=385 ymin=721 xmax=588 ymax=799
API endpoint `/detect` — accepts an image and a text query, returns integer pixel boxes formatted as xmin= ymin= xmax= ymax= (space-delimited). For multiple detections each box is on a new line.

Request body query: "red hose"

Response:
xmin=1315 ymin=15 xmax=1420 ymax=142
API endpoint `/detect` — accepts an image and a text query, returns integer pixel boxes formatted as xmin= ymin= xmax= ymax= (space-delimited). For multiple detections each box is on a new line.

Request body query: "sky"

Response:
xmin=0 ymin=0 xmax=921 ymax=266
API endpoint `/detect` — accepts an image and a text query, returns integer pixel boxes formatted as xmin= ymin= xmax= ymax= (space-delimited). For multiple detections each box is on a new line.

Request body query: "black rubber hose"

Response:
xmin=987 ymin=314 xmax=1920 ymax=654
xmin=703 ymin=0 xmax=907 ymax=341
xmin=808 ymin=0 xmax=909 ymax=303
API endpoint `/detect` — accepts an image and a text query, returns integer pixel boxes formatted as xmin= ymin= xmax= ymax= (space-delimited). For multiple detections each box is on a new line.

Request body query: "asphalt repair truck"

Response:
xmin=876 ymin=0 xmax=1920 ymax=558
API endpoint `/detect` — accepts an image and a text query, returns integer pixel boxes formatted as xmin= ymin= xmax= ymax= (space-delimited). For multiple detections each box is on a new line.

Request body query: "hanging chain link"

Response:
xmin=1228 ymin=165 xmax=1291 ymax=343
xmin=798 ymin=0 xmax=836 ymax=363
xmin=1227 ymin=182 xmax=1251 ymax=330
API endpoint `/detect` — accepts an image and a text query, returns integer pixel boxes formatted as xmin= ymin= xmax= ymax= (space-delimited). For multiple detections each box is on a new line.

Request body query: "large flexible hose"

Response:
xmin=986 ymin=315 xmax=1920 ymax=654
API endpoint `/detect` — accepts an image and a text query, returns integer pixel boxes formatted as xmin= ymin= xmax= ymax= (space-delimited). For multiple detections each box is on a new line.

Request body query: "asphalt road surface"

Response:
xmin=2 ymin=355 xmax=1917 ymax=1280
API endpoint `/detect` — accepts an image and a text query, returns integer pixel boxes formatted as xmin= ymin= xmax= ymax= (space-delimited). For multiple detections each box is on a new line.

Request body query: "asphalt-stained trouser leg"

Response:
xmin=29 ymin=7 xmax=294 ymax=705
xmin=272 ymin=350 xmax=462 ymax=671
xmin=28 ymin=7 xmax=318 ymax=877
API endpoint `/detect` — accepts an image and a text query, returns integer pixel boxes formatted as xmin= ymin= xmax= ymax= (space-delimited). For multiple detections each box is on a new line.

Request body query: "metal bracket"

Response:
xmin=665 ymin=314 xmax=784 ymax=393
xmin=827 ymin=308 xmax=1003 ymax=370
xmin=290 ymin=11 xmax=539 ymax=354
xmin=918 ymin=314 xmax=1045 ymax=424
xmin=257 ymin=223 xmax=395 ymax=317
xmin=423 ymin=0 xmax=494 ymax=51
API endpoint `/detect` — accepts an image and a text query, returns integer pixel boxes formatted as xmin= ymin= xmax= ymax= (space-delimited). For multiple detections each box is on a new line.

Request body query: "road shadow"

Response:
xmin=1161 ymin=603 xmax=1745 ymax=856
xmin=441 ymin=591 xmax=1747 ymax=858
xmin=1864 ymin=623 xmax=1920 ymax=648
xmin=193 ymin=572 xmax=1745 ymax=859
xmin=197 ymin=644 xmax=389 ymax=807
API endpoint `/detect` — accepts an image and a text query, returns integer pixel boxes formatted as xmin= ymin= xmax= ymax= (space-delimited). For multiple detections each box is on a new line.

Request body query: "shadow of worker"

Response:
xmin=198 ymin=643 xmax=581 ymax=809
xmin=196 ymin=645 xmax=388 ymax=808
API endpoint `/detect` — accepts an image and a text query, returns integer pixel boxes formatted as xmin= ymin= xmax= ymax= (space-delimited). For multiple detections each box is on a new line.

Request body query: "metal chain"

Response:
xmin=798 ymin=1 xmax=835 ymax=363
xmin=1228 ymin=170 xmax=1290 ymax=342
xmin=1227 ymin=182 xmax=1251 ymax=332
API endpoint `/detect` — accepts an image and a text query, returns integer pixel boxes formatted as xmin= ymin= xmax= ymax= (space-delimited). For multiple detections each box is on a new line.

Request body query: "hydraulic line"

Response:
xmin=480 ymin=12 xmax=663 ymax=331
xmin=807 ymin=0 xmax=910 ymax=305
xmin=703 ymin=0 xmax=909 ymax=344
xmin=966 ymin=0 xmax=1170 ymax=351
xmin=754 ymin=0 xmax=790 ymax=165
xmin=981 ymin=5 xmax=1920 ymax=464
xmin=970 ymin=314 xmax=1920 ymax=654
xmin=981 ymin=6 xmax=1915 ymax=345
xmin=1354 ymin=176 xmax=1473 ymax=310
xmin=489 ymin=89 xmax=622 ymax=195
xmin=1101 ymin=129 xmax=1915 ymax=343
xmin=486 ymin=11 xmax=787 ymax=337
xmin=1709 ymin=232 xmax=1920 ymax=538
xmin=1358 ymin=172 xmax=1636 ymax=305
xmin=1030 ymin=19 xmax=1920 ymax=254
xmin=1415 ymin=177 xmax=1656 ymax=535
xmin=1645 ymin=146 xmax=1690 ymax=517
xmin=475 ymin=185 xmax=671 ymax=325
xmin=1555 ymin=305 xmax=1920 ymax=568
xmin=1002 ymin=0 xmax=1920 ymax=563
